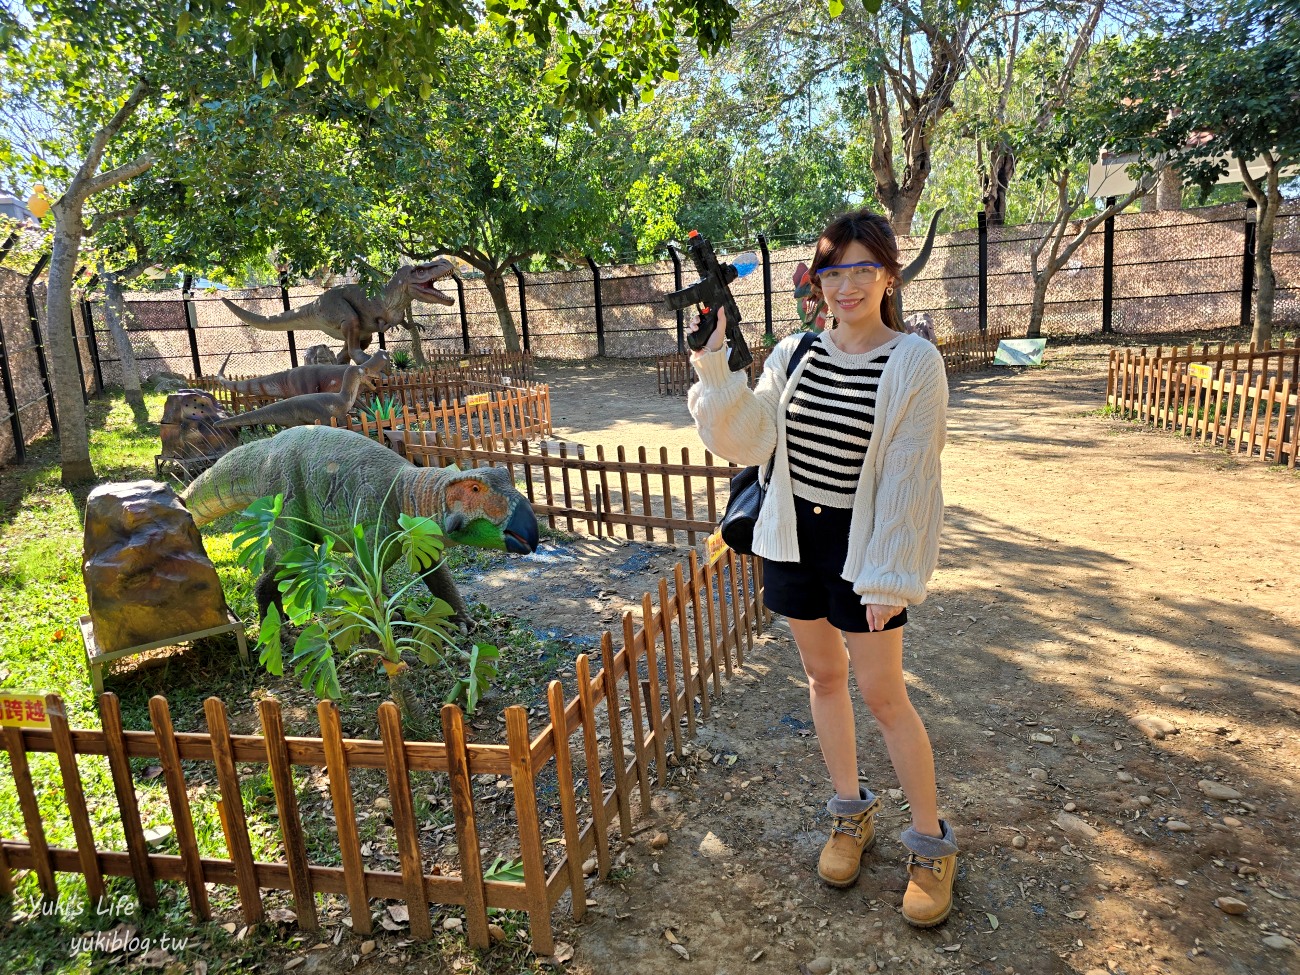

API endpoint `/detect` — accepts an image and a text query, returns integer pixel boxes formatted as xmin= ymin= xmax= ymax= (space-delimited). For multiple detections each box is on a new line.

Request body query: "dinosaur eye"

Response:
xmin=470 ymin=483 xmax=480 ymax=492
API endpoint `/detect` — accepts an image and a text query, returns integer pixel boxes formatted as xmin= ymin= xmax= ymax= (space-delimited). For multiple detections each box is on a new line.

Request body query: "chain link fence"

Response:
xmin=1 ymin=200 xmax=1296 ymax=466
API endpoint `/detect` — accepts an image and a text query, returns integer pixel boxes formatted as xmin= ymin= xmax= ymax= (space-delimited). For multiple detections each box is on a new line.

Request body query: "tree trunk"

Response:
xmin=888 ymin=189 xmax=925 ymax=237
xmin=1027 ymin=273 xmax=1051 ymax=339
xmin=402 ymin=309 xmax=426 ymax=367
xmin=99 ymin=265 xmax=147 ymax=419
xmin=1251 ymin=169 xmax=1280 ymax=348
xmin=46 ymin=203 xmax=96 ymax=484
xmin=482 ymin=268 xmax=521 ymax=353
xmin=1156 ymin=166 xmax=1182 ymax=211
xmin=982 ymin=143 xmax=1016 ymax=226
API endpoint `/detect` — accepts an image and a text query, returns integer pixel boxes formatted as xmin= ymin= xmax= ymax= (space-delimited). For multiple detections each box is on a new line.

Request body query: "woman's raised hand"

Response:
xmin=688 ymin=305 xmax=728 ymax=355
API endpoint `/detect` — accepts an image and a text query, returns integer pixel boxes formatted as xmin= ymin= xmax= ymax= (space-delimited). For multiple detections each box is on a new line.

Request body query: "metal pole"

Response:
xmin=182 ymin=272 xmax=202 ymax=377
xmin=1241 ymin=198 xmax=1257 ymax=332
xmin=511 ymin=263 xmax=530 ymax=353
xmin=757 ymin=234 xmax=773 ymax=340
xmin=24 ymin=253 xmax=57 ymax=436
xmin=81 ymin=274 xmax=103 ymax=394
xmin=455 ymin=276 xmax=471 ymax=353
xmin=977 ymin=213 xmax=988 ymax=335
xmin=1101 ymin=198 xmax=1116 ymax=335
xmin=667 ymin=244 xmax=685 ymax=354
xmin=586 ymin=255 xmax=605 ymax=358
xmin=0 ymin=231 xmax=18 ymax=264
xmin=279 ymin=272 xmax=298 ymax=367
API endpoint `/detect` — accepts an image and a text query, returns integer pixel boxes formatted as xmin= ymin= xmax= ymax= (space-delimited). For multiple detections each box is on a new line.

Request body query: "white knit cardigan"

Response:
xmin=688 ymin=330 xmax=947 ymax=608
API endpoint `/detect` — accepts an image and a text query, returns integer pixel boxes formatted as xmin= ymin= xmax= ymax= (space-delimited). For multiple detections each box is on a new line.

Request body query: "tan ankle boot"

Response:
xmin=817 ymin=791 xmax=880 ymax=888
xmin=900 ymin=820 xmax=959 ymax=928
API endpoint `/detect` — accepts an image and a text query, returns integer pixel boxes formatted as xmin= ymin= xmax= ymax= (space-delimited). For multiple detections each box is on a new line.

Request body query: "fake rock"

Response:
xmin=83 ymin=481 xmax=231 ymax=654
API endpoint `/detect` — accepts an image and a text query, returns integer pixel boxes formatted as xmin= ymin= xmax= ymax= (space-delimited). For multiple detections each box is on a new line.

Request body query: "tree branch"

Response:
xmin=82 ymin=153 xmax=156 ymax=201
xmin=70 ymin=78 xmax=151 ymax=200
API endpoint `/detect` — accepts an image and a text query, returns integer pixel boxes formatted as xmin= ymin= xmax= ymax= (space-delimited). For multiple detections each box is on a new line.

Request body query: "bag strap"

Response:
xmin=763 ymin=330 xmax=820 ymax=483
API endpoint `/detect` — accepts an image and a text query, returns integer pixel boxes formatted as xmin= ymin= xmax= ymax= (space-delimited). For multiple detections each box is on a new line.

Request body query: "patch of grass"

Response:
xmin=0 ymin=392 xmax=569 ymax=974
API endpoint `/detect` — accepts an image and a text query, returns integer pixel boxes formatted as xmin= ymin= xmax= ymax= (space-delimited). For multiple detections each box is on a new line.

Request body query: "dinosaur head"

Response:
xmin=436 ymin=466 xmax=539 ymax=555
xmin=350 ymin=348 xmax=394 ymax=376
xmin=397 ymin=261 xmax=456 ymax=307
xmin=792 ymin=262 xmax=827 ymax=332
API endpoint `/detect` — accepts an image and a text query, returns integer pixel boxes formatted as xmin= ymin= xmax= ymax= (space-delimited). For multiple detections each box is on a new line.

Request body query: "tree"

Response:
xmin=377 ymin=26 xmax=634 ymax=352
xmin=1108 ymin=2 xmax=1299 ymax=344
xmin=1012 ymin=34 xmax=1175 ymax=338
xmin=2 ymin=0 xmax=740 ymax=484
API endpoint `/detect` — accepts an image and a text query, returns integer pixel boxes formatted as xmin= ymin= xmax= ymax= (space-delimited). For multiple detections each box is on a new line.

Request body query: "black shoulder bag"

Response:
xmin=718 ymin=332 xmax=818 ymax=555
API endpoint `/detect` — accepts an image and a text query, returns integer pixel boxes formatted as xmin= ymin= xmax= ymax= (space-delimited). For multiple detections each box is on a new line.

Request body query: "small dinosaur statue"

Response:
xmin=182 ymin=425 xmax=539 ymax=623
xmin=221 ymin=262 xmax=456 ymax=363
xmin=214 ymin=364 xmax=367 ymax=431
xmin=215 ymin=348 xmax=392 ymax=400
xmin=792 ymin=209 xmax=945 ymax=330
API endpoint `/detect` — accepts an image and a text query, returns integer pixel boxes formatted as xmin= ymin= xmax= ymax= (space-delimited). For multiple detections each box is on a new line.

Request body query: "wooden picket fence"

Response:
xmin=1106 ymin=336 xmax=1299 ymax=469
xmin=0 ymin=546 xmax=764 ymax=956
xmin=402 ymin=431 xmax=741 ymax=547
xmin=656 ymin=325 xmax=1016 ymax=394
xmin=334 ymin=385 xmax=552 ymax=451
xmin=938 ymin=323 xmax=1015 ymax=375
xmin=188 ymin=351 xmax=532 ymax=413
xmin=656 ymin=346 xmax=774 ymax=396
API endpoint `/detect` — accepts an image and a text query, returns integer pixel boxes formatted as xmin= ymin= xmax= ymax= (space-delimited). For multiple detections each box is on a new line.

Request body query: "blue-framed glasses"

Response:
xmin=818 ymin=262 xmax=884 ymax=288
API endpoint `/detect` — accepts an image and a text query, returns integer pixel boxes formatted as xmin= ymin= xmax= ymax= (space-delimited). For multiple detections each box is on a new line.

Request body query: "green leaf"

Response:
xmin=257 ymin=605 xmax=284 ymax=676
xmin=828 ymin=0 xmax=845 ymax=16
xmin=483 ymin=855 xmax=524 ymax=884
xmin=176 ymin=11 xmax=192 ymax=38
xmin=398 ymin=513 xmax=446 ymax=571
xmin=290 ymin=624 xmax=341 ymax=699
xmin=232 ymin=495 xmax=283 ymax=579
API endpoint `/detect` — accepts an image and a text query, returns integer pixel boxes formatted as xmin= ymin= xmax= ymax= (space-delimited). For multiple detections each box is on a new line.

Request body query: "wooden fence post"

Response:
xmin=505 ymin=706 xmax=555 ymax=955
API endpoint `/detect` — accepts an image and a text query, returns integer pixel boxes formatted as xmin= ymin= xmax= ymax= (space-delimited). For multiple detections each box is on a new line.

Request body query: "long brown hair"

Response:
xmin=809 ymin=209 xmax=904 ymax=332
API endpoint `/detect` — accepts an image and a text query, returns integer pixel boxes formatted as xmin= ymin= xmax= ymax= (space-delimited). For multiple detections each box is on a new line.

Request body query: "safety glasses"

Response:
xmin=818 ymin=262 xmax=884 ymax=288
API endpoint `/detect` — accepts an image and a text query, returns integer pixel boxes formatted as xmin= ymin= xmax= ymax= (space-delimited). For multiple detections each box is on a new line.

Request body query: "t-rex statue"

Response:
xmin=214 ymin=364 xmax=368 ymax=431
xmin=220 ymin=262 xmax=456 ymax=363
xmin=182 ymin=425 xmax=540 ymax=625
xmin=792 ymin=209 xmax=945 ymax=330
xmin=214 ymin=349 xmax=391 ymax=400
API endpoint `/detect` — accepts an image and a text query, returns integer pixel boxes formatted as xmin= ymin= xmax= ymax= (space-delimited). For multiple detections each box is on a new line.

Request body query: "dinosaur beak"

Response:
xmin=502 ymin=503 xmax=539 ymax=555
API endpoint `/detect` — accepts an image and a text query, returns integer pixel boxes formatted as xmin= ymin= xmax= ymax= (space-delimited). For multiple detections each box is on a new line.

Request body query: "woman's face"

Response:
xmin=817 ymin=239 xmax=895 ymax=329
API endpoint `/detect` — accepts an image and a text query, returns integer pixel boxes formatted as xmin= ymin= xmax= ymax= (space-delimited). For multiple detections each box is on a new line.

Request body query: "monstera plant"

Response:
xmin=232 ymin=493 xmax=499 ymax=731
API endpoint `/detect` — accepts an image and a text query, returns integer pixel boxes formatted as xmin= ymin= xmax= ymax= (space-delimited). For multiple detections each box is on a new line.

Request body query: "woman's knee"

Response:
xmin=862 ymin=685 xmax=912 ymax=727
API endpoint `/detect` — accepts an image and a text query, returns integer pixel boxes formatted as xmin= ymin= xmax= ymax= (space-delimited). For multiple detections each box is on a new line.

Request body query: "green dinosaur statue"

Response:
xmin=182 ymin=425 xmax=539 ymax=623
xmin=214 ymin=364 xmax=368 ymax=430
xmin=215 ymin=348 xmax=391 ymax=400
xmin=220 ymin=262 xmax=456 ymax=363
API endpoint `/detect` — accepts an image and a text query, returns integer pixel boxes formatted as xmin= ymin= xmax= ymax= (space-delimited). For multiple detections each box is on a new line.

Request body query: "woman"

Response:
xmin=687 ymin=209 xmax=956 ymax=928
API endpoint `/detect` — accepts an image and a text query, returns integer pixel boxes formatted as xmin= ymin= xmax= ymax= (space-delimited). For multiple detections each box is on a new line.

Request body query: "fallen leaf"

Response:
xmin=1065 ymin=910 xmax=1087 ymax=920
xmin=664 ymin=929 xmax=680 ymax=944
xmin=750 ymin=949 xmax=765 ymax=962
xmin=670 ymin=943 xmax=690 ymax=961
xmin=986 ymin=913 xmax=999 ymax=930
xmin=52 ymin=628 xmax=65 ymax=641
xmin=387 ymin=904 xmax=410 ymax=923
xmin=942 ymin=943 xmax=962 ymax=952
xmin=552 ymin=941 xmax=575 ymax=963
xmin=141 ymin=765 xmax=163 ymax=780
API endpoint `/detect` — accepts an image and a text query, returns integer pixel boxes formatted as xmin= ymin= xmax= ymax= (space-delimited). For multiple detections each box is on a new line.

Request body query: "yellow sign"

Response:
xmin=465 ymin=393 xmax=491 ymax=406
xmin=458 ymin=359 xmax=470 ymax=368
xmin=1188 ymin=363 xmax=1213 ymax=381
xmin=0 ymin=692 xmax=53 ymax=729
xmin=706 ymin=530 xmax=729 ymax=566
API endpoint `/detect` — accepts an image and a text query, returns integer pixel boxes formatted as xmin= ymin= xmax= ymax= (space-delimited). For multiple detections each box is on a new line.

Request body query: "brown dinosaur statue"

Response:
xmin=220 ymin=262 xmax=456 ymax=363
xmin=215 ymin=364 xmax=367 ymax=431
xmin=215 ymin=348 xmax=391 ymax=400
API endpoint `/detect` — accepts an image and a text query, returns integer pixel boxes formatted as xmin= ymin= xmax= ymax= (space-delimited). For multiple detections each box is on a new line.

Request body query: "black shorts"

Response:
xmin=762 ymin=495 xmax=908 ymax=634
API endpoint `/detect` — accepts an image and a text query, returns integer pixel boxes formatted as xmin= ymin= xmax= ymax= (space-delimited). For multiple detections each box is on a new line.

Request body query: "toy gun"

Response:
xmin=664 ymin=230 xmax=759 ymax=372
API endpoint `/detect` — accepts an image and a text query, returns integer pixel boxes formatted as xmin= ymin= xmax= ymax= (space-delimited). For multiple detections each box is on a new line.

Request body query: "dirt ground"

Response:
xmin=450 ymin=342 xmax=1300 ymax=975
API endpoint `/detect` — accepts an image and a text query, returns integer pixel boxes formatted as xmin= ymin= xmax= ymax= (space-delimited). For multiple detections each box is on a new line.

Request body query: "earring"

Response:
xmin=886 ymin=284 xmax=895 ymax=297
xmin=829 ymin=313 xmax=838 ymax=330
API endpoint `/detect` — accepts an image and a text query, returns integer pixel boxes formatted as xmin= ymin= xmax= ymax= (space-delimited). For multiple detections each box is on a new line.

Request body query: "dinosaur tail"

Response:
xmin=215 ymin=351 xmax=236 ymax=389
xmin=182 ymin=446 xmax=273 ymax=526
xmin=214 ymin=400 xmax=312 ymax=431
xmin=901 ymin=208 xmax=945 ymax=284
xmin=221 ymin=297 xmax=317 ymax=331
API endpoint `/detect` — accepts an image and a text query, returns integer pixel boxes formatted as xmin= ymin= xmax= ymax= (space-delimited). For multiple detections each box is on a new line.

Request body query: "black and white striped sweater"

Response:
xmin=785 ymin=332 xmax=902 ymax=507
